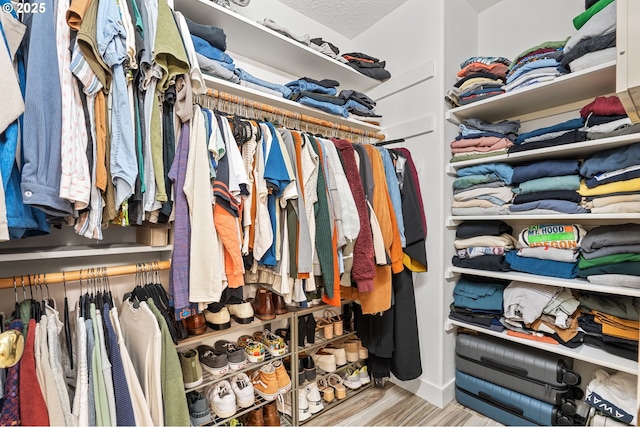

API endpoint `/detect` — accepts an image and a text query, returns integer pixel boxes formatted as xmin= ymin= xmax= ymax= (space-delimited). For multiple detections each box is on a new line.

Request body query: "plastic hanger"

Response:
xmin=62 ymin=271 xmax=73 ymax=370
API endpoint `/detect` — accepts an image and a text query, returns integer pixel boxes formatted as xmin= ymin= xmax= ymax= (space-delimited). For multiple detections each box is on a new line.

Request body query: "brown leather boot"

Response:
xmin=272 ymin=292 xmax=288 ymax=315
xmin=263 ymin=401 xmax=281 ymax=426
xmin=183 ymin=313 xmax=206 ymax=336
xmin=253 ymin=288 xmax=276 ymax=320
xmin=244 ymin=406 xmax=265 ymax=426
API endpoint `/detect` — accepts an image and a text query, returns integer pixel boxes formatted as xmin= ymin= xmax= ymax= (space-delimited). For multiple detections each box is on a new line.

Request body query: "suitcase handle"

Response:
xmin=480 ymin=356 xmax=528 ymax=377
xmin=478 ymin=391 xmax=524 ymax=416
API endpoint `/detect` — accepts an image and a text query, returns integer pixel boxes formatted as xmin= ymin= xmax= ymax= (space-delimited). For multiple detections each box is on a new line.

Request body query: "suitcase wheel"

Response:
xmin=557 ymin=415 xmax=573 ymax=426
xmin=562 ymin=371 xmax=580 ymax=386
xmin=561 ymin=400 xmax=577 ymax=416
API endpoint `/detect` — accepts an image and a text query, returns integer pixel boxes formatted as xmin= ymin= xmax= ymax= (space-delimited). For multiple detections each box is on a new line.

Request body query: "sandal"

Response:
xmin=324 ymin=309 xmax=343 ymax=336
xmin=317 ymin=377 xmax=334 ymax=403
xmin=328 ymin=374 xmax=346 ymax=399
xmin=316 ymin=317 xmax=333 ymax=340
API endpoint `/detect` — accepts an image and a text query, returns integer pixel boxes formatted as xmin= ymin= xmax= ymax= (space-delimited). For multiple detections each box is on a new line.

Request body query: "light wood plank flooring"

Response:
xmin=306 ymin=382 xmax=502 ymax=426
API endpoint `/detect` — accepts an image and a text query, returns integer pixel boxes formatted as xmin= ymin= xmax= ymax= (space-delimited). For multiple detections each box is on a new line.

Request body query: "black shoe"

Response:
xmin=374 ymin=377 xmax=385 ymax=389
xmin=305 ymin=314 xmax=316 ymax=345
xmin=297 ymin=315 xmax=307 ymax=347
xmin=301 ymin=354 xmax=316 ymax=381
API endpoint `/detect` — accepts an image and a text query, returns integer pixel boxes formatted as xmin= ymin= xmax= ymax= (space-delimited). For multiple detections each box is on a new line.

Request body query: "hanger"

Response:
xmin=12 ymin=277 xmax=18 ymax=319
xmin=61 ymin=270 xmax=73 ymax=370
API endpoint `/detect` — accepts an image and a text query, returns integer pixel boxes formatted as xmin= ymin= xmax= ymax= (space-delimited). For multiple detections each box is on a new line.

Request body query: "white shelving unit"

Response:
xmin=173 ymin=0 xmax=382 ymax=93
xmin=447 ymin=214 xmax=640 ymax=227
xmin=202 ymin=75 xmax=381 ymax=134
xmin=446 ymin=61 xmax=616 ymax=124
xmin=0 ymin=244 xmax=173 ymax=262
xmin=447 ymin=319 xmax=638 ymax=375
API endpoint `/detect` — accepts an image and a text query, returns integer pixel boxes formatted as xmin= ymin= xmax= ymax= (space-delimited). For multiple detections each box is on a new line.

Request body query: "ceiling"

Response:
xmin=276 ymin=0 xmax=503 ymax=39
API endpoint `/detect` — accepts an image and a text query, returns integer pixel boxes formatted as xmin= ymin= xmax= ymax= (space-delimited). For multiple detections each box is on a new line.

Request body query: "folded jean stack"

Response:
xmin=505 ymin=224 xmax=586 ymax=279
xmin=579 ymin=292 xmax=639 ymax=361
xmin=509 ymin=116 xmax=587 ymax=155
xmin=578 ymin=224 xmax=640 ymax=289
xmin=579 ymin=143 xmax=640 ymax=214
xmin=449 ymin=118 xmax=520 ymax=163
xmin=503 ymin=40 xmax=565 ymax=93
xmin=451 ymin=163 xmax=515 ymax=216
xmin=445 ymin=56 xmax=510 ymax=107
xmin=501 ymin=281 xmax=582 ymax=347
xmin=559 ymin=0 xmax=617 ymax=74
xmin=451 ymin=220 xmax=515 ymax=272
xmin=450 ymin=274 xmax=509 ymax=332
xmin=509 ymin=160 xmax=586 ymax=215
xmin=286 ymin=78 xmax=381 ymax=121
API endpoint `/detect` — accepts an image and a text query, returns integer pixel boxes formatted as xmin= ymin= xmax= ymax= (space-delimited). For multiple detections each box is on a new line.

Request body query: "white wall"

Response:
xmin=477 ymin=0 xmax=584 ymax=60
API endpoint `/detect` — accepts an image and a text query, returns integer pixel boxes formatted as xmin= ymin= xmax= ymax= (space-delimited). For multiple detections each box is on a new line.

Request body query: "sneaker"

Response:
xmin=215 ymin=340 xmax=248 ymax=370
xmin=250 ymin=364 xmax=279 ymax=401
xmin=358 ymin=365 xmax=371 ymax=385
xmin=343 ymin=367 xmax=362 ymax=390
xmin=272 ymin=360 xmax=292 ymax=394
xmin=322 ymin=346 xmax=347 ymax=366
xmin=187 ymin=391 xmax=212 ymax=426
xmin=208 ymin=380 xmax=236 ymax=419
xmin=311 ymin=350 xmax=336 ymax=373
xmin=297 ymin=388 xmax=312 ymax=421
xmin=180 ymin=348 xmax=203 ymax=389
xmin=260 ymin=329 xmax=287 ymax=357
xmin=231 ymin=373 xmax=255 ymax=408
xmin=197 ymin=345 xmax=229 ymax=377
xmin=242 ymin=340 xmax=266 ymax=363
xmin=304 ymin=382 xmax=324 ymax=414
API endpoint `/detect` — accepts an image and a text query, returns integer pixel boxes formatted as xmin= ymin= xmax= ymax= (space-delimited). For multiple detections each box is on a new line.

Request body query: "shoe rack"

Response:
xmin=288 ymin=300 xmax=373 ymax=426
xmin=176 ymin=299 xmax=371 ymax=426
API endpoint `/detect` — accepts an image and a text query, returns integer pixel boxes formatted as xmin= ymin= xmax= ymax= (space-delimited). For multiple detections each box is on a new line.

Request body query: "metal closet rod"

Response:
xmin=0 ymin=260 xmax=172 ymax=290
xmin=199 ymin=87 xmax=386 ymax=141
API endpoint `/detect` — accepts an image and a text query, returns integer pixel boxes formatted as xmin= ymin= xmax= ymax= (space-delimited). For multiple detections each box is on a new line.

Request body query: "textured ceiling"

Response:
xmin=277 ymin=0 xmax=410 ymax=39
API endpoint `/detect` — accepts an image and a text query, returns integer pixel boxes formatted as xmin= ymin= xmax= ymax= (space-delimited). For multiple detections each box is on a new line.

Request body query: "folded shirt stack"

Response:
xmin=509 ymin=159 xmax=587 ymax=214
xmin=450 ymin=274 xmax=509 ymax=331
xmin=503 ymin=40 xmax=566 ymax=93
xmin=505 ymin=223 xmax=587 ymax=279
xmin=579 ymin=292 xmax=639 ymax=361
xmin=445 ymin=56 xmax=510 ymax=107
xmin=508 ymin=116 xmax=587 ymax=154
xmin=578 ymin=142 xmax=640 ymax=212
xmin=501 ymin=282 xmax=582 ymax=347
xmin=578 ymin=224 xmax=640 ymax=289
xmin=449 ymin=117 xmax=520 ymax=163
xmin=258 ymin=18 xmax=342 ymax=59
xmin=339 ymin=52 xmax=391 ymax=81
xmin=582 ymin=96 xmax=634 ymax=140
xmin=560 ymin=0 xmax=617 ymax=73
xmin=452 ymin=220 xmax=515 ymax=271
xmin=452 ymin=163 xmax=514 ymax=216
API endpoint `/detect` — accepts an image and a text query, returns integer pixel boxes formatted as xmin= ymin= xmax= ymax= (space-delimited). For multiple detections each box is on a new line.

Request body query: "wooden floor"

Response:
xmin=306 ymin=382 xmax=502 ymax=426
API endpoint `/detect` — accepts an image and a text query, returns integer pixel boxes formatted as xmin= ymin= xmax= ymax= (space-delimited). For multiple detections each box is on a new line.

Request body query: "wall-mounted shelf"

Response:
xmin=0 ymin=243 xmax=173 ymax=263
xmin=446 ymin=214 xmax=640 ymax=227
xmin=446 ymin=267 xmax=640 ymax=298
xmin=447 ymin=319 xmax=638 ymax=375
xmin=446 ymin=61 xmax=616 ymax=124
xmin=173 ymin=0 xmax=382 ymax=93
xmin=201 ymin=75 xmax=382 ymax=134
xmin=447 ymin=133 xmax=640 ymax=175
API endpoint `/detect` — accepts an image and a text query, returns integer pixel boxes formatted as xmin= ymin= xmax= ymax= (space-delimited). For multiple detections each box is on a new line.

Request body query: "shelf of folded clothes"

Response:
xmin=174 ymin=0 xmax=384 ymax=92
xmin=447 ymin=318 xmax=637 ymax=375
xmin=446 ymin=61 xmax=615 ymax=124
xmin=200 ymin=75 xmax=382 ymax=134
xmin=447 ymin=267 xmax=640 ymax=298
xmin=447 ymin=214 xmax=640 ymax=226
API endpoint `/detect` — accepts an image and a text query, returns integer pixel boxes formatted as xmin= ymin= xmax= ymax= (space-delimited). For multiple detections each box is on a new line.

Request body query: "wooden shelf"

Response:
xmin=447 ymin=319 xmax=638 ymax=375
xmin=446 ymin=61 xmax=616 ymax=124
xmin=447 ymin=267 xmax=640 ymax=298
xmin=0 ymin=243 xmax=173 ymax=262
xmin=447 ymin=214 xmax=640 ymax=226
xmin=202 ymin=76 xmax=381 ymax=134
xmin=173 ymin=0 xmax=382 ymax=92
xmin=447 ymin=133 xmax=640 ymax=175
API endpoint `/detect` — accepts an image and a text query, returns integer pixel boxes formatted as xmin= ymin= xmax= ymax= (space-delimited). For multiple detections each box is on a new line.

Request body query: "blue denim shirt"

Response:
xmin=97 ymin=0 xmax=137 ymax=208
xmin=286 ymin=79 xmax=337 ymax=96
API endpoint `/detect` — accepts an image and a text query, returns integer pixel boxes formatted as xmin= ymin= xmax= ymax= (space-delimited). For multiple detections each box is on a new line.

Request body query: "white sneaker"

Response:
xmin=231 ymin=373 xmax=255 ymax=408
xmin=343 ymin=368 xmax=362 ymax=390
xmin=305 ymin=382 xmax=324 ymax=414
xmin=208 ymin=380 xmax=236 ymax=418
xmin=358 ymin=365 xmax=371 ymax=385
xmin=298 ymin=388 xmax=312 ymax=421
xmin=311 ymin=351 xmax=336 ymax=373
xmin=323 ymin=347 xmax=347 ymax=366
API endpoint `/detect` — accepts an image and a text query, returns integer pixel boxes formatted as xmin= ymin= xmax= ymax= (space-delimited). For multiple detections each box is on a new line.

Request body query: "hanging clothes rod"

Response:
xmin=0 ymin=260 xmax=172 ymax=290
xmin=197 ymin=88 xmax=386 ymax=141
xmin=373 ymin=138 xmax=405 ymax=146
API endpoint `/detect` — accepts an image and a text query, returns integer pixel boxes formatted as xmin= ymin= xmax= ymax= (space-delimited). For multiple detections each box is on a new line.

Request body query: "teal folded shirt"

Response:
xmin=512 ymin=175 xmax=580 ymax=194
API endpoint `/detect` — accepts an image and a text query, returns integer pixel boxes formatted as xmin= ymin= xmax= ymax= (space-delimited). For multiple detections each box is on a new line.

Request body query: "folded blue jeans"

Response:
xmin=505 ymin=250 xmax=578 ymax=279
xmin=234 ymin=68 xmax=292 ymax=98
xmin=286 ymin=79 xmax=337 ymax=96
